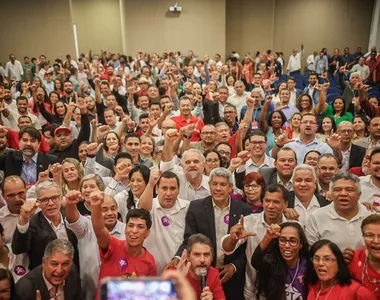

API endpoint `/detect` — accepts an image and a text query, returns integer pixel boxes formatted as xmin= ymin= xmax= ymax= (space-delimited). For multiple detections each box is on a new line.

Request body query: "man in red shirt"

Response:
xmin=171 ymin=97 xmax=204 ymax=142
xmin=174 ymin=233 xmax=225 ymax=300
xmin=90 ymin=191 xmax=156 ymax=299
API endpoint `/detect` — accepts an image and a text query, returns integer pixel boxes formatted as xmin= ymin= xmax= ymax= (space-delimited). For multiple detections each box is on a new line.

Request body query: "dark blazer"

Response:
xmin=11 ymin=211 xmax=79 ymax=271
xmin=287 ymin=191 xmax=331 ymax=208
xmin=14 ymin=265 xmax=84 ymax=300
xmin=0 ymin=150 xmax=58 ymax=180
xmin=176 ymin=196 xmax=251 ymax=300
xmin=258 ymin=167 xmax=278 ymax=188
xmin=348 ymin=144 xmax=366 ymax=169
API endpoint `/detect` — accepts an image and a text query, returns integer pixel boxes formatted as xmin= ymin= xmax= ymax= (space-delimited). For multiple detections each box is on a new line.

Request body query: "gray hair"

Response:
xmin=209 ymin=167 xmax=234 ymax=185
xmin=79 ymin=174 xmax=104 ymax=191
xmin=329 ymin=172 xmax=361 ymax=193
xmin=44 ymin=239 xmax=74 ymax=260
xmin=251 ymin=87 xmax=264 ymax=99
xmin=36 ymin=181 xmax=61 ymax=199
xmin=182 ymin=149 xmax=205 ymax=164
xmin=215 ymin=122 xmax=229 ymax=130
xmin=293 ymin=164 xmax=317 ymax=182
xmin=234 ymin=80 xmax=244 ymax=87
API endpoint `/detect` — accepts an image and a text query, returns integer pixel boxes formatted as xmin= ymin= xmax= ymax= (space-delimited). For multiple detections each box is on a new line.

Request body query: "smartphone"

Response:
xmin=100 ymin=277 xmax=177 ymax=300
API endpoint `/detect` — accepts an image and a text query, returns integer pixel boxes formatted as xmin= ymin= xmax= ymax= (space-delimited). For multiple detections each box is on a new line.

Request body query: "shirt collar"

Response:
xmin=212 ymin=197 xmax=231 ymax=211
xmin=260 ymin=211 xmax=287 ymax=227
xmin=0 ymin=205 xmax=17 ymax=217
xmin=294 ymin=195 xmax=320 ymax=209
xmin=276 ymin=174 xmax=293 ymax=189
xmin=23 ymin=153 xmax=38 ymax=163
xmin=295 ymin=136 xmax=319 ymax=146
xmin=42 ymin=268 xmax=65 ymax=296
xmin=329 ymin=203 xmax=366 ymax=221
xmin=111 ymin=220 xmax=125 ymax=235
xmin=43 ymin=213 xmax=64 ymax=228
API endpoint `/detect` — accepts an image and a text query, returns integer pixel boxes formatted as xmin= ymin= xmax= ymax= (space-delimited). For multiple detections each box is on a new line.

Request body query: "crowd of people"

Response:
xmin=0 ymin=45 xmax=379 ymax=299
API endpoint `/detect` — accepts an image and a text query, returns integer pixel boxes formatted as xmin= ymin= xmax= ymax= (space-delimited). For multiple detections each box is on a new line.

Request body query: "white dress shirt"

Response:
xmin=222 ymin=212 xmax=288 ymax=299
xmin=5 ymin=60 xmax=23 ymax=81
xmin=306 ymin=54 xmax=315 ymax=71
xmin=160 ymin=158 xmax=210 ymax=201
xmin=305 ymin=203 xmax=372 ymax=250
xmin=66 ymin=215 xmax=125 ymax=300
xmin=144 ymin=197 xmax=189 ymax=274
xmin=227 ymin=92 xmax=250 ymax=117
xmin=0 ymin=205 xmax=19 ymax=244
xmin=294 ymin=195 xmax=322 ymax=227
xmin=287 ymin=50 xmax=304 ymax=73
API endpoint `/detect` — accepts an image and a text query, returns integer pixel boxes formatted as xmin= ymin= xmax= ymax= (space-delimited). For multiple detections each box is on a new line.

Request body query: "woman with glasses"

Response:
xmin=203 ymin=149 xmax=221 ymax=176
xmin=295 ymin=94 xmax=324 ymax=116
xmin=240 ymin=172 xmax=266 ymax=213
xmin=304 ymin=150 xmax=321 ymax=170
xmin=345 ymin=215 xmax=380 ymax=298
xmin=306 ymin=240 xmax=375 ymax=299
xmin=252 ymin=222 xmax=309 ymax=300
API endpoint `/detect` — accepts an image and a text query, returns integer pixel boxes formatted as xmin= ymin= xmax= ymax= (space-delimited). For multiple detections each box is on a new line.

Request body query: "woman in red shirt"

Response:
xmin=305 ymin=240 xmax=375 ymax=300
xmin=347 ymin=214 xmax=380 ymax=299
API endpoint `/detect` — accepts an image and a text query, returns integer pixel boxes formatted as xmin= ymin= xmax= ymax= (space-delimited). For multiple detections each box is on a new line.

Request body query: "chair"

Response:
xmin=279 ymin=74 xmax=288 ymax=82
xmin=327 ymin=87 xmax=341 ymax=95
xmin=326 ymin=93 xmax=340 ymax=104
xmin=295 ymin=80 xmax=304 ymax=90
xmin=368 ymin=91 xmax=380 ymax=99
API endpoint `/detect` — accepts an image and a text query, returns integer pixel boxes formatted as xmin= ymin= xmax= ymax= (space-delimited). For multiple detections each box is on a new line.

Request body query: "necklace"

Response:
xmin=315 ymin=284 xmax=336 ymax=300
xmin=361 ymin=254 xmax=380 ymax=293
xmin=289 ymin=258 xmax=300 ymax=287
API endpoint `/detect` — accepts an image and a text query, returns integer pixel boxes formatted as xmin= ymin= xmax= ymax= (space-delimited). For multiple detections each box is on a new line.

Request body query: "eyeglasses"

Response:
xmin=244 ymin=184 xmax=260 ymax=190
xmin=363 ymin=234 xmax=380 ymax=241
xmin=206 ymin=159 xmax=220 ymax=165
xmin=306 ymin=157 xmax=318 ymax=162
xmin=201 ymin=132 xmax=216 ymax=135
xmin=311 ymin=256 xmax=337 ymax=264
xmin=218 ymin=150 xmax=231 ymax=156
xmin=301 ymin=121 xmax=317 ymax=125
xmin=278 ymin=237 xmax=299 ymax=247
xmin=38 ymin=195 xmax=61 ymax=206
xmin=250 ymin=141 xmax=266 ymax=146
xmin=339 ymin=130 xmax=354 ymax=134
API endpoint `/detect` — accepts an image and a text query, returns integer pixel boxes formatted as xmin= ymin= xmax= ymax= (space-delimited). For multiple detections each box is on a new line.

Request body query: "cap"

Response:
xmin=45 ymin=67 xmax=54 ymax=75
xmin=54 ymin=126 xmax=71 ymax=136
xmin=138 ymin=77 xmax=149 ymax=84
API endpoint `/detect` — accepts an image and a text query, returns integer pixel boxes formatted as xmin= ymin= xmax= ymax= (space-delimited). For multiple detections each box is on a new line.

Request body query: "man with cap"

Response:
xmin=38 ymin=67 xmax=55 ymax=94
xmin=49 ymin=98 xmax=90 ymax=162
xmin=137 ymin=77 xmax=150 ymax=96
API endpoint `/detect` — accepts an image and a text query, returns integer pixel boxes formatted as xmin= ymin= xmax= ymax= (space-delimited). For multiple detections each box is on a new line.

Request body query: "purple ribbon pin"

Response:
xmin=14 ymin=265 xmax=26 ymax=276
xmin=118 ymin=257 xmax=128 ymax=270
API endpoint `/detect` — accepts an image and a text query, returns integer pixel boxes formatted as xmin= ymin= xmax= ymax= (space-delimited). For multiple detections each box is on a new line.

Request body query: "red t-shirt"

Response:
xmin=6 ymin=129 xmax=50 ymax=153
xmin=169 ymin=266 xmax=225 ymax=300
xmin=307 ymin=280 xmax=375 ymax=300
xmin=171 ymin=115 xmax=204 ymax=142
xmin=348 ymin=249 xmax=380 ymax=298
xmin=349 ymin=166 xmax=365 ymax=177
xmin=96 ymin=236 xmax=157 ymax=299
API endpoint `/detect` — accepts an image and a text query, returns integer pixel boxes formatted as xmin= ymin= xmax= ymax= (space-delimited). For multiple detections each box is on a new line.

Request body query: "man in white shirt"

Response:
xmin=5 ymin=54 xmax=23 ymax=83
xmin=285 ymin=164 xmax=330 ymax=227
xmin=227 ymin=80 xmax=249 ymax=117
xmin=305 ymin=172 xmax=373 ymax=250
xmin=103 ymin=108 xmax=122 ymax=133
xmin=350 ymin=57 xmax=370 ymax=80
xmin=221 ymin=184 xmax=289 ymax=299
xmin=242 ymin=131 xmax=274 ymax=174
xmin=65 ymin=189 xmax=125 ymax=300
xmin=314 ymin=51 xmax=329 ymax=75
xmin=7 ymin=96 xmax=41 ymax=131
xmin=138 ymin=170 xmax=189 ymax=274
xmin=160 ymin=129 xmax=210 ymax=201
xmin=359 ymin=147 xmax=380 ymax=206
xmin=287 ymin=44 xmax=304 ymax=75
xmin=306 ymin=51 xmax=317 ymax=74
xmin=215 ymin=54 xmax=223 ymax=67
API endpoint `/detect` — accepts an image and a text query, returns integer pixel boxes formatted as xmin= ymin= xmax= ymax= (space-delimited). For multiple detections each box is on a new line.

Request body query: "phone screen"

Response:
xmin=101 ymin=278 xmax=177 ymax=300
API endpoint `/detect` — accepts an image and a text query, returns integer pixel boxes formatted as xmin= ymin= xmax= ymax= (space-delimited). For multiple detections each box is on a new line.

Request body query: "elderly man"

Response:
xmin=227 ymin=80 xmax=249 ymax=117
xmin=222 ymin=184 xmax=289 ymax=299
xmin=167 ymin=168 xmax=251 ymax=300
xmin=138 ymin=170 xmax=189 ymax=274
xmin=160 ymin=129 xmax=210 ymax=200
xmin=14 ymin=239 xmax=83 ymax=300
xmin=337 ymin=121 xmax=366 ymax=172
xmin=273 ymin=113 xmax=341 ymax=164
xmin=65 ymin=189 xmax=125 ymax=300
xmin=286 ymin=44 xmax=304 ymax=75
xmin=11 ymin=181 xmax=79 ymax=270
xmin=306 ymin=172 xmax=373 ymax=250
xmin=285 ymin=164 xmax=330 ymax=226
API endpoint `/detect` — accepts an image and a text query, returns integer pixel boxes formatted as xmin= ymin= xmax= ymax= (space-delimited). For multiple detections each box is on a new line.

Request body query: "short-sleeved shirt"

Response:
xmin=171 ymin=115 xmax=204 ymax=142
xmin=96 ymin=236 xmax=157 ymax=299
xmin=186 ymin=266 xmax=225 ymax=300
xmin=320 ymin=104 xmax=353 ymax=126
xmin=348 ymin=249 xmax=380 ymax=299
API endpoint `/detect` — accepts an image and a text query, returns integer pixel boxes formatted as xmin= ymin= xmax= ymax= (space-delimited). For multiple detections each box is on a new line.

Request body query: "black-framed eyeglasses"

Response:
xmin=278 ymin=237 xmax=299 ymax=247
xmin=38 ymin=195 xmax=61 ymax=206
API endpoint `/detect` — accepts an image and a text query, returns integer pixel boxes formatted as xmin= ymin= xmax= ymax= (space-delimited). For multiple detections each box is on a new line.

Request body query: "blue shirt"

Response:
xmin=279 ymin=104 xmax=299 ymax=125
xmin=21 ymin=153 xmax=38 ymax=184
xmin=284 ymin=137 xmax=333 ymax=164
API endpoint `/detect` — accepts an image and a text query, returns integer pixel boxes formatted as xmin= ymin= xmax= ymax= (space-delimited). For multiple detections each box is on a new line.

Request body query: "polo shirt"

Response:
xmin=170 ymin=115 xmax=204 ymax=142
xmin=144 ymin=197 xmax=189 ymax=274
xmin=305 ymin=203 xmax=372 ymax=250
xmin=97 ymin=236 xmax=156 ymax=299
xmin=359 ymin=175 xmax=380 ymax=206
xmin=284 ymin=137 xmax=333 ymax=164
xmin=222 ymin=212 xmax=288 ymax=299
xmin=66 ymin=215 xmax=125 ymax=300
